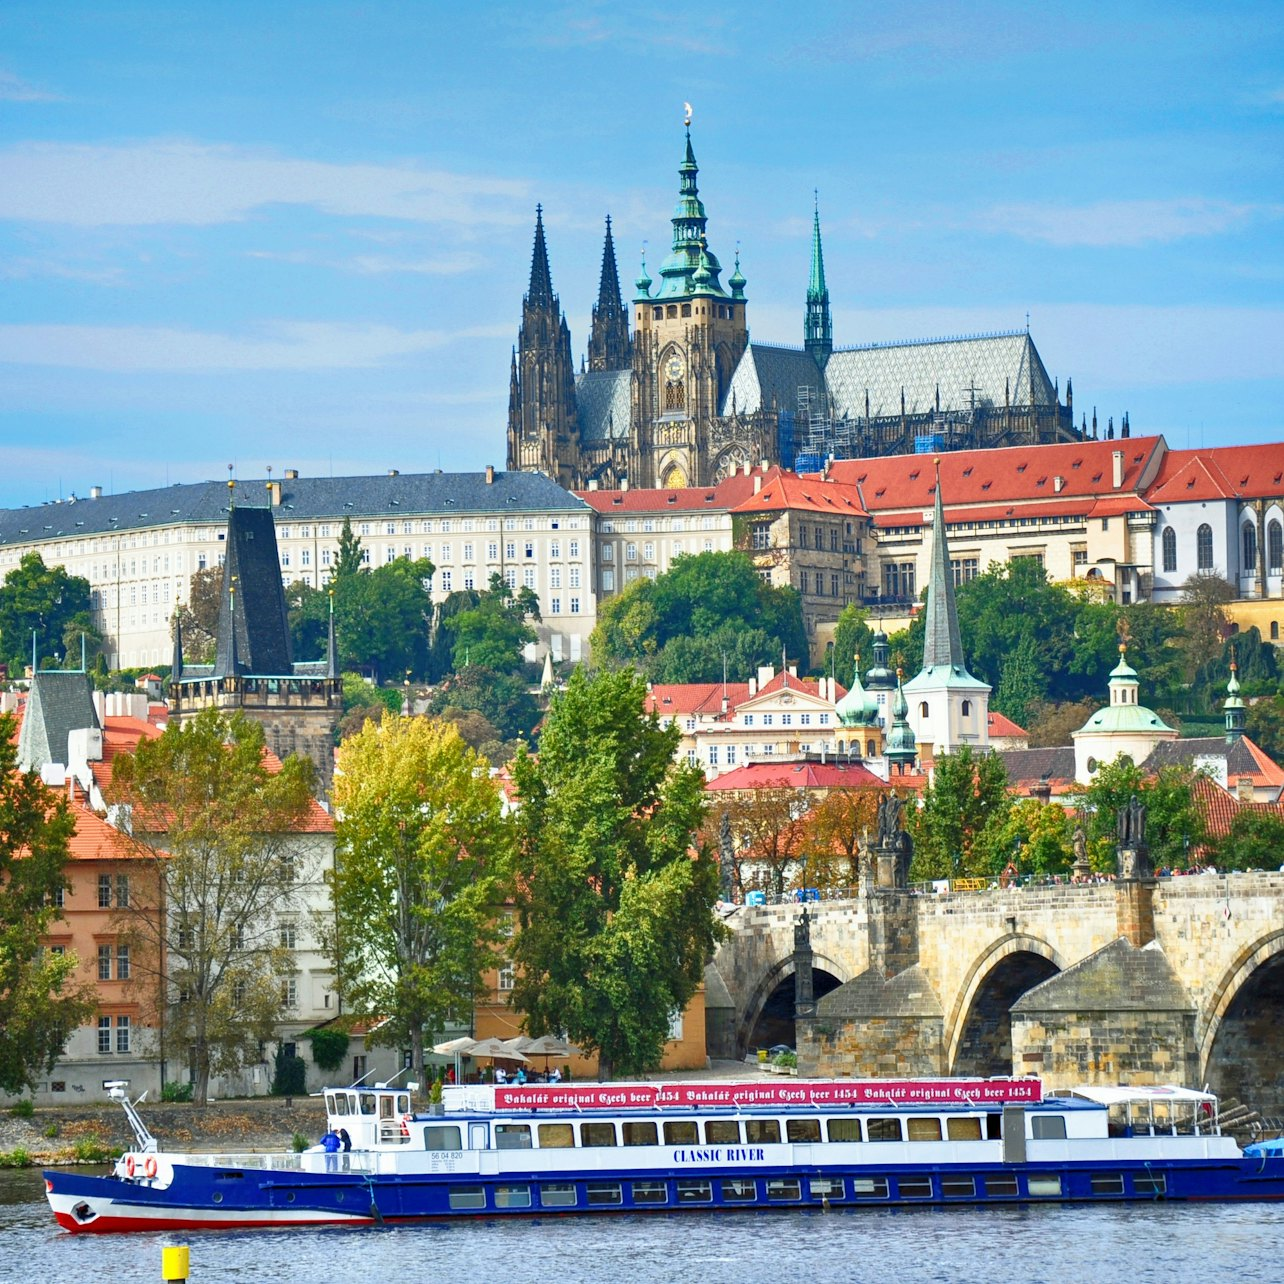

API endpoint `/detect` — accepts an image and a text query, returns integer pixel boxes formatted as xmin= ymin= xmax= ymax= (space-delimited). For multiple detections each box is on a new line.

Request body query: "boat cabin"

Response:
xmin=323 ymin=1087 xmax=414 ymax=1149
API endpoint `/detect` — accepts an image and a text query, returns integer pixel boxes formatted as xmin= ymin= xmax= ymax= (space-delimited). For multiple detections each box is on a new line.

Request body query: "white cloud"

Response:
xmin=977 ymin=198 xmax=1278 ymax=248
xmin=244 ymin=248 xmax=488 ymax=276
xmin=0 ymin=141 xmax=531 ymax=228
xmin=0 ymin=70 xmax=60 ymax=102
xmin=0 ymin=257 xmax=126 ymax=285
xmin=0 ymin=321 xmax=510 ymax=372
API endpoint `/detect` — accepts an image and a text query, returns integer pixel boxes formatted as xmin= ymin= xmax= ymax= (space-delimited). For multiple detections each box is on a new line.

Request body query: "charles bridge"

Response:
xmin=705 ymin=872 xmax=1284 ymax=1111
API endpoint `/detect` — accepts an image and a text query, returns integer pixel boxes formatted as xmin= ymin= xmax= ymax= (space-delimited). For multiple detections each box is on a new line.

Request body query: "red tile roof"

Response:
xmin=645 ymin=672 xmax=845 ymax=720
xmin=1146 ymin=443 xmax=1284 ymax=505
xmin=728 ymin=469 xmax=868 ymax=517
xmin=704 ymin=759 xmax=888 ymax=791
xmin=987 ymin=711 xmax=1028 ymax=739
xmin=575 ymin=472 xmax=763 ymax=513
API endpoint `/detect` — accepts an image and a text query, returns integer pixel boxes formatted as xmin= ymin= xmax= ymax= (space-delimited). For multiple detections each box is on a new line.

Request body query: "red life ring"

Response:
xmin=143 ymin=1156 xmax=158 ymax=1179
xmin=124 ymin=1155 xmax=136 ymax=1178
xmin=400 ymin=1114 xmax=411 ymax=1138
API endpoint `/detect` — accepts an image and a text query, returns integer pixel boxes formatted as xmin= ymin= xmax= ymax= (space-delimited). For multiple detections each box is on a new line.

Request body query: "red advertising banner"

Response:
xmin=492 ymin=1077 xmax=1041 ymax=1112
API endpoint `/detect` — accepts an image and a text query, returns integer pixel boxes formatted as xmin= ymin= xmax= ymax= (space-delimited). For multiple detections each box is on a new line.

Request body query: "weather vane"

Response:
xmin=683 ymin=101 xmax=693 ymax=127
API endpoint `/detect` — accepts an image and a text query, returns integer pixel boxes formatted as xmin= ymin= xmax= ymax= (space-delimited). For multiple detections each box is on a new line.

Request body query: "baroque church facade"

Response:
xmin=507 ymin=129 xmax=1082 ymax=490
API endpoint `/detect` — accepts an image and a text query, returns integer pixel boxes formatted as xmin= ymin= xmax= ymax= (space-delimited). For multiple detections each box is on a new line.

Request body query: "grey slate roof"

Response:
xmin=214 ymin=506 xmax=293 ymax=677
xmin=17 ymin=669 xmax=100 ymax=772
xmin=0 ymin=470 xmax=590 ymax=546
xmin=817 ymin=963 xmax=943 ymax=1019
xmin=722 ymin=344 xmax=827 ymax=418
xmin=999 ymin=746 xmax=1078 ymax=784
xmin=1144 ymin=737 xmax=1267 ymax=777
xmin=576 ymin=369 xmax=632 ymax=444
xmin=1012 ymin=939 xmax=1192 ymax=1014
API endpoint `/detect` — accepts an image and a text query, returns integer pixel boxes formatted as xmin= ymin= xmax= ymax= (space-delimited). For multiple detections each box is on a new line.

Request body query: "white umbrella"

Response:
xmin=468 ymin=1037 xmax=530 ymax=1063
xmin=432 ymin=1036 xmax=479 ymax=1055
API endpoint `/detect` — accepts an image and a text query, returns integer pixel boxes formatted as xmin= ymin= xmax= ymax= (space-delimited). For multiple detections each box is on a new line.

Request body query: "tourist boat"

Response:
xmin=44 ymin=1076 xmax=1284 ymax=1233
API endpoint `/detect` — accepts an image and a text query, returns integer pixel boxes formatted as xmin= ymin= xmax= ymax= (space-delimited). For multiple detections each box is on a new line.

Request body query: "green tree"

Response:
xmin=973 ymin=798 xmax=1074 ymax=879
xmin=442 ymin=574 xmax=540 ymax=675
xmin=0 ymin=552 xmax=93 ymax=672
xmin=423 ymin=665 xmax=540 ymax=744
xmin=909 ymin=747 xmax=1011 ymax=880
xmin=333 ymin=516 xmax=365 ymax=579
xmin=830 ymin=605 xmax=876 ymax=685
xmin=174 ymin=565 xmax=224 ymax=665
xmin=1213 ymin=808 xmax=1284 ymax=872
xmin=1078 ymin=756 xmax=1206 ymax=872
xmin=993 ymin=633 xmax=1042 ymax=725
xmin=330 ymin=716 xmax=514 ymax=1088
xmin=0 ymin=716 xmax=96 ymax=1094
xmin=644 ymin=625 xmax=780 ymax=685
xmin=1193 ymin=628 xmax=1279 ymax=711
xmin=510 ymin=668 xmax=723 ymax=1079
xmin=108 ymin=709 xmax=317 ymax=1105
xmin=1177 ymin=572 xmax=1236 ymax=680
xmin=1246 ymin=695 xmax=1284 ymax=760
xmin=337 ymin=672 xmax=403 ymax=742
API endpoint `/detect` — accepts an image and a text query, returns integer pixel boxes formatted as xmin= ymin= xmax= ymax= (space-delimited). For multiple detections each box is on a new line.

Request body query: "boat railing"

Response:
xmin=178 ymin=1152 xmax=381 ymax=1174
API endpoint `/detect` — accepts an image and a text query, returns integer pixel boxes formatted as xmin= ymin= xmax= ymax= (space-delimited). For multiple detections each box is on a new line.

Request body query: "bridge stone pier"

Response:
xmin=707 ymin=873 xmax=1284 ymax=1110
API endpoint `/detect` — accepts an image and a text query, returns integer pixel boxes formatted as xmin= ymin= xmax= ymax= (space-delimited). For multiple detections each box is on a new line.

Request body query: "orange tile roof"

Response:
xmin=704 ymin=759 xmax=888 ymax=791
xmin=827 ymin=436 xmax=1165 ymax=514
xmin=1146 ymin=443 xmax=1284 ymax=505
xmin=987 ymin=711 xmax=1028 ymax=738
xmin=728 ymin=469 xmax=868 ymax=518
xmin=645 ymin=672 xmax=845 ymax=720
xmin=66 ymin=795 xmax=138 ymax=862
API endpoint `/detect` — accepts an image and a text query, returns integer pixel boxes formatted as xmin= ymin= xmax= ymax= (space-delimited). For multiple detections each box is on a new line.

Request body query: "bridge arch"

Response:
xmin=1200 ymin=928 xmax=1284 ymax=1112
xmin=737 ymin=952 xmax=848 ymax=1057
xmin=945 ymin=934 xmax=1065 ymax=1077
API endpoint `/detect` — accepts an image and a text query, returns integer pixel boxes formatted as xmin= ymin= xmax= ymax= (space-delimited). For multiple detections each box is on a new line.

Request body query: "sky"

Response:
xmin=0 ymin=0 xmax=1281 ymax=510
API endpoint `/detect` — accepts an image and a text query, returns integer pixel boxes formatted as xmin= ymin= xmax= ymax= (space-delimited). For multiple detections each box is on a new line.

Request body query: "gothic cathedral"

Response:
xmin=507 ymin=129 xmax=1078 ymax=490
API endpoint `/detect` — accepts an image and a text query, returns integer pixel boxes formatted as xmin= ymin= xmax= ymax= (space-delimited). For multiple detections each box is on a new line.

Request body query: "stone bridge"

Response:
xmin=707 ymin=874 xmax=1284 ymax=1110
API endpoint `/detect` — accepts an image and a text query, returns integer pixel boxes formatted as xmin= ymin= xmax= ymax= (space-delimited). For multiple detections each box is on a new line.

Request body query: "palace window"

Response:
xmin=1270 ymin=520 xmax=1283 ymax=572
xmin=1243 ymin=521 xmax=1258 ymax=571
xmin=1197 ymin=523 xmax=1214 ymax=571
xmin=1162 ymin=526 xmax=1177 ymax=573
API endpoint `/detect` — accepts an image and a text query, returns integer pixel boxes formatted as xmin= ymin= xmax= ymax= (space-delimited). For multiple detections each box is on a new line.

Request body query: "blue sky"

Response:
xmin=0 ymin=0 xmax=1280 ymax=508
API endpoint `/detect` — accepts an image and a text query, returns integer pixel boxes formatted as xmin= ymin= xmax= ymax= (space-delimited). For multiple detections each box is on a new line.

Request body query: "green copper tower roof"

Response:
xmin=836 ymin=656 xmax=880 ymax=727
xmin=804 ymin=194 xmax=832 ymax=364
xmin=648 ymin=128 xmax=729 ymax=301
xmin=1225 ymin=654 xmax=1246 ymax=742
xmin=1075 ymin=645 xmax=1174 ymax=737
xmin=884 ymin=669 xmax=918 ymax=767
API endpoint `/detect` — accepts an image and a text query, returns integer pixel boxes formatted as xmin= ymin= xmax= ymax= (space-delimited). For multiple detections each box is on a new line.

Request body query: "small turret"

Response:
xmin=804 ymin=194 xmax=832 ymax=366
xmin=1225 ymin=652 xmax=1246 ymax=742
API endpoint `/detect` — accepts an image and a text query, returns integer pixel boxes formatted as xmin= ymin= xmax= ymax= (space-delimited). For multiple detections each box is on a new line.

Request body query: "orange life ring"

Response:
xmin=143 ymin=1156 xmax=158 ymax=1179
xmin=124 ymin=1154 xmax=136 ymax=1178
xmin=400 ymin=1114 xmax=411 ymax=1137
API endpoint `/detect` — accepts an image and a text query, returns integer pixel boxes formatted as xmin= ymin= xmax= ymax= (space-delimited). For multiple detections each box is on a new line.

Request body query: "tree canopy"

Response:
xmin=592 ymin=551 xmax=807 ymax=682
xmin=909 ymin=748 xmax=1012 ymax=881
xmin=1078 ymin=756 xmax=1207 ymax=872
xmin=0 ymin=552 xmax=93 ymax=674
xmin=108 ymin=708 xmax=317 ymax=1104
xmin=0 ymin=716 xmax=95 ymax=1094
xmin=330 ymin=716 xmax=514 ymax=1087
xmin=509 ymin=668 xmax=722 ymax=1078
xmin=440 ymin=574 xmax=540 ymax=675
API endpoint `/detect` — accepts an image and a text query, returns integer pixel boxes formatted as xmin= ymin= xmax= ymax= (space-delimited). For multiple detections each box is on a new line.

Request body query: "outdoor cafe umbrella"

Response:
xmin=431 ymin=1035 xmax=480 ymax=1083
xmin=520 ymin=1035 xmax=582 ymax=1070
xmin=467 ymin=1037 xmax=531 ymax=1063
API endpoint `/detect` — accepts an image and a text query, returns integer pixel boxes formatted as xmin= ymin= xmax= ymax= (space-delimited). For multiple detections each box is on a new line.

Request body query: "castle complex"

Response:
xmin=507 ymin=128 xmax=1082 ymax=490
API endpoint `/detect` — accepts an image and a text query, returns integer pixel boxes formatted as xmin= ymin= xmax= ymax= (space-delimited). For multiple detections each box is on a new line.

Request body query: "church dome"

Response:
xmin=835 ymin=660 xmax=879 ymax=727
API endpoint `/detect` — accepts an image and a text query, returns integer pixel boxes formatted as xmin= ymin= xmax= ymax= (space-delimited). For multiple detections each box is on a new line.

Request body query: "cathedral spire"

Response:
xmin=588 ymin=215 xmax=632 ymax=371
xmin=655 ymin=126 xmax=727 ymax=299
xmin=920 ymin=460 xmax=965 ymax=671
xmin=804 ymin=193 xmax=833 ymax=365
xmin=527 ymin=205 xmax=555 ymax=306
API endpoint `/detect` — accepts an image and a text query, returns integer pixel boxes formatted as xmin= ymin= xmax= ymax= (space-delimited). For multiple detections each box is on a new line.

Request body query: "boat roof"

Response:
xmin=1064 ymin=1085 xmax=1216 ymax=1106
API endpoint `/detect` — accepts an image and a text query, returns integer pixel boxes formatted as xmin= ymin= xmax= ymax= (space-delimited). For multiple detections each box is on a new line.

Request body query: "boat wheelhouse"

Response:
xmin=44 ymin=1077 xmax=1284 ymax=1233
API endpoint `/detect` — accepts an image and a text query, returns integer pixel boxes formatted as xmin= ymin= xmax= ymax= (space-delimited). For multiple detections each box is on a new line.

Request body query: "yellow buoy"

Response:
xmin=161 ymin=1244 xmax=190 ymax=1282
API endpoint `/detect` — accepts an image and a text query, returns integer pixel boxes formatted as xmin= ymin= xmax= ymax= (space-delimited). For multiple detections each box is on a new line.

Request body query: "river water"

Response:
xmin=5 ymin=1168 xmax=1282 ymax=1283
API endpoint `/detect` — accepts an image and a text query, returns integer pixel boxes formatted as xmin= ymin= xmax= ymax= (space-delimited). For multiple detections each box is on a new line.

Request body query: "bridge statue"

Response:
xmin=717 ymin=811 xmax=735 ymax=902
xmin=1115 ymin=794 xmax=1152 ymax=880
xmin=874 ymin=793 xmax=914 ymax=890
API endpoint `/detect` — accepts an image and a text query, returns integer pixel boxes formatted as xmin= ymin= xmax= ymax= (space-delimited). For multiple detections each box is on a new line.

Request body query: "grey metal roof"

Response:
xmin=721 ymin=344 xmax=827 ymax=417
xmin=998 ymin=746 xmax=1078 ymax=783
xmin=0 ymin=470 xmax=590 ymax=545
xmin=1144 ymin=737 xmax=1265 ymax=776
xmin=17 ymin=669 xmax=100 ymax=771
xmin=824 ymin=332 xmax=1057 ymax=420
xmin=576 ymin=369 xmax=631 ymax=444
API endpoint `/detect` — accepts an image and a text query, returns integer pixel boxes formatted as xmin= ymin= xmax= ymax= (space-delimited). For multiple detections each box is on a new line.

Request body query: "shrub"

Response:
xmin=162 ymin=1081 xmax=194 ymax=1103
xmin=9 ymin=1099 xmax=34 ymax=1119
xmin=271 ymin=1048 xmax=308 ymax=1097
xmin=72 ymin=1139 xmax=111 ymax=1163
xmin=773 ymin=1050 xmax=798 ymax=1069
xmin=44 ymin=1124 xmax=59 ymax=1139
xmin=0 ymin=1148 xmax=31 ymax=1168
xmin=291 ymin=1132 xmax=308 ymax=1153
xmin=304 ymin=1027 xmax=350 ymax=1074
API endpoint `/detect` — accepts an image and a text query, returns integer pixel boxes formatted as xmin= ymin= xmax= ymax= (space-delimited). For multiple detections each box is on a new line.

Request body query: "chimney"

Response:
xmin=588 ymin=479 xmax=599 ymax=491
xmin=388 ymin=468 xmax=399 ymax=477
xmin=1236 ymin=776 xmax=1254 ymax=803
xmin=284 ymin=468 xmax=299 ymax=480
xmin=721 ymin=696 xmax=729 ymax=715
xmin=748 ymin=677 xmax=758 ymax=696
xmin=485 ymin=465 xmax=495 ymax=485
xmin=753 ymin=475 xmax=763 ymax=494
xmin=1112 ymin=450 xmax=1124 ymax=488
xmin=742 ymin=462 xmax=751 ymax=476
xmin=760 ymin=460 xmax=769 ymax=471
xmin=757 ymin=664 xmax=775 ymax=689
xmin=621 ymin=478 xmax=629 ymax=492
xmin=789 ymin=664 xmax=798 ymax=678
xmin=89 ymin=485 xmax=103 ymax=499
xmin=1054 ymin=475 xmax=1064 ymax=493
xmin=266 ymin=480 xmax=282 ymax=507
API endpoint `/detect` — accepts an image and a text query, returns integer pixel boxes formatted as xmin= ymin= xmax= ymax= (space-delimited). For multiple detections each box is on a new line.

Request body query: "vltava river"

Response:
xmin=5 ymin=1168 xmax=1282 ymax=1282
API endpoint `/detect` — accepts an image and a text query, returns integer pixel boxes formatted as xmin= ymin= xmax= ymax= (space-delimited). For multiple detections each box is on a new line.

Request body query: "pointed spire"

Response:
xmin=728 ymin=243 xmax=745 ymax=298
xmin=1225 ymin=648 xmax=1246 ymax=742
xmin=884 ymin=668 xmax=918 ymax=770
xmin=171 ymin=613 xmax=184 ymax=684
xmin=588 ymin=215 xmax=632 ymax=371
xmin=804 ymin=192 xmax=832 ymax=365
xmin=597 ymin=215 xmax=623 ymax=313
xmin=326 ymin=591 xmax=338 ymax=680
xmin=527 ymin=205 xmax=555 ymax=306
xmin=920 ymin=460 xmax=966 ymax=671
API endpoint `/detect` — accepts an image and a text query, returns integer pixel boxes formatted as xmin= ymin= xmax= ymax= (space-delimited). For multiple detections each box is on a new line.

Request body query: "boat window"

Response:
xmin=537 ymin=1123 xmax=575 ymax=1149
xmin=1032 ymin=1115 xmax=1067 ymax=1140
xmin=786 ymin=1119 xmax=821 ymax=1143
xmin=705 ymin=1120 xmax=741 ymax=1144
xmin=826 ymin=1118 xmax=862 ymax=1143
xmin=664 ymin=1121 xmax=699 ymax=1145
xmin=1028 ymin=1175 xmax=1063 ymax=1197
xmin=941 ymin=1176 xmax=975 ymax=1198
xmin=867 ymin=1117 xmax=903 ymax=1142
xmin=1091 ymin=1173 xmax=1124 ymax=1195
xmin=898 ymin=1177 xmax=933 ymax=1199
xmin=540 ymin=1183 xmax=577 ymax=1208
xmin=1173 ymin=1103 xmax=1198 ymax=1135
xmin=721 ymin=1179 xmax=757 ymax=1203
xmin=986 ymin=1174 xmax=1019 ymax=1197
xmin=494 ymin=1184 xmax=531 ymax=1209
xmin=852 ymin=1177 xmax=889 ymax=1199
xmin=581 ymin=1122 xmax=617 ymax=1148
xmin=379 ymin=1096 xmax=394 ymax=1119
xmin=745 ymin=1119 xmax=780 ymax=1144
xmin=622 ymin=1121 xmax=658 ymax=1146
xmin=987 ymin=1114 xmax=1002 ymax=1140
xmin=359 ymin=1094 xmax=377 ymax=1115
xmin=423 ymin=1126 xmax=462 ymax=1152
xmin=907 ymin=1117 xmax=942 ymax=1142
xmin=1152 ymin=1103 xmax=1173 ymax=1135
xmin=632 ymin=1180 xmax=667 ymax=1204
xmin=676 ymin=1179 xmax=713 ymax=1204
xmin=586 ymin=1181 xmax=622 ymax=1206
xmin=1107 ymin=1104 xmax=1129 ymax=1137
xmin=1133 ymin=1173 xmax=1166 ymax=1197
xmin=809 ymin=1177 xmax=843 ymax=1200
xmin=448 ymin=1185 xmax=486 ymax=1210
xmin=766 ymin=1178 xmax=801 ymax=1201
xmin=324 ymin=1093 xmax=339 ymax=1115
xmin=947 ymin=1117 xmax=982 ymax=1141
xmin=495 ymin=1124 xmax=532 ymax=1150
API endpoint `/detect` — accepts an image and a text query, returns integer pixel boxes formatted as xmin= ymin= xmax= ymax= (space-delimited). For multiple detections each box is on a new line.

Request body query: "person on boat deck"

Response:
xmin=515 ymin=1067 xmax=527 ymax=1085
xmin=322 ymin=1130 xmax=341 ymax=1171
xmin=495 ymin=1067 xmax=508 ymax=1084
xmin=548 ymin=1067 xmax=562 ymax=1084
xmin=445 ymin=1066 xmax=456 ymax=1085
xmin=338 ymin=1128 xmax=352 ymax=1152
